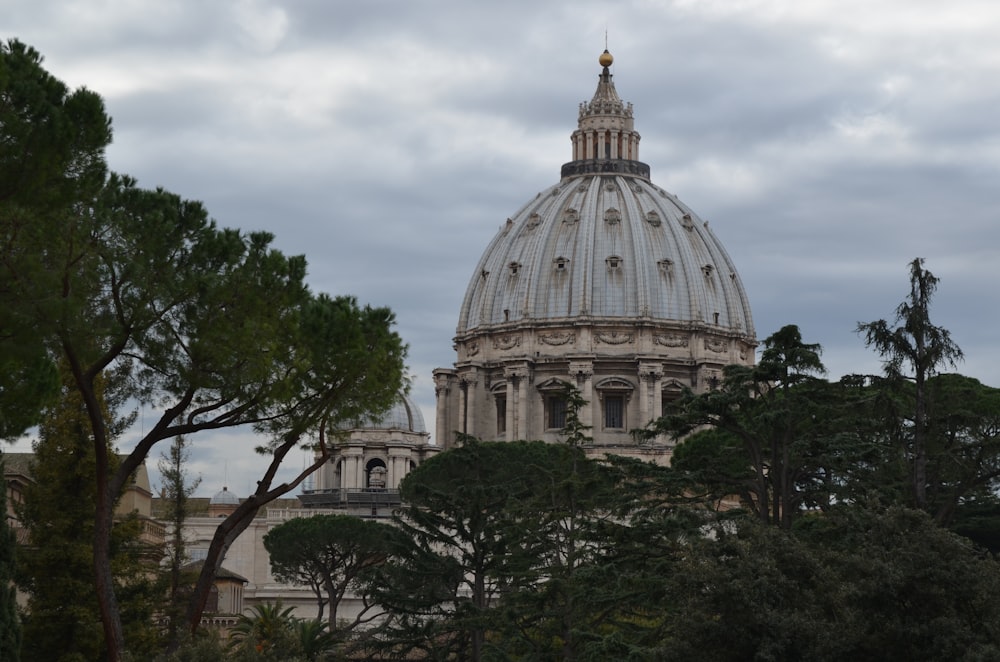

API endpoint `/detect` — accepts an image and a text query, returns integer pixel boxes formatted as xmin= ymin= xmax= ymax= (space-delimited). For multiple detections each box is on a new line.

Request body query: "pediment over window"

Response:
xmin=594 ymin=377 xmax=635 ymax=392
xmin=536 ymin=378 xmax=571 ymax=392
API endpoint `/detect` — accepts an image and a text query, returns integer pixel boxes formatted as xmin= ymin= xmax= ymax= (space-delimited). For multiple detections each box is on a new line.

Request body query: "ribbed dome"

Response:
xmin=210 ymin=486 xmax=239 ymax=505
xmin=342 ymin=394 xmax=427 ymax=433
xmin=457 ymin=52 xmax=754 ymax=340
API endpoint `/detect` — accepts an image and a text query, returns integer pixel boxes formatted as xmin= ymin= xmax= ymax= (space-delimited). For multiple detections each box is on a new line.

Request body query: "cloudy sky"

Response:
xmin=7 ymin=0 xmax=1000 ymax=497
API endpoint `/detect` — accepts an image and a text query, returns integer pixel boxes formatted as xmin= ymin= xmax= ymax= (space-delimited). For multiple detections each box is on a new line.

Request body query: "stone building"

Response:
xmin=434 ymin=49 xmax=756 ymax=462
xmin=298 ymin=393 xmax=440 ymax=518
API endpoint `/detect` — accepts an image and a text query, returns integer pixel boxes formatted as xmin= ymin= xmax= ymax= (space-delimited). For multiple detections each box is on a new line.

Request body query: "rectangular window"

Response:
xmin=604 ymin=395 xmax=624 ymax=429
xmin=496 ymin=395 xmax=507 ymax=434
xmin=547 ymin=396 xmax=567 ymax=429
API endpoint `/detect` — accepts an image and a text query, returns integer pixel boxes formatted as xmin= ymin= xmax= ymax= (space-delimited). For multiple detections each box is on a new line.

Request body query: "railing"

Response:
xmin=297 ymin=487 xmax=402 ymax=509
xmin=265 ymin=489 xmax=403 ymax=521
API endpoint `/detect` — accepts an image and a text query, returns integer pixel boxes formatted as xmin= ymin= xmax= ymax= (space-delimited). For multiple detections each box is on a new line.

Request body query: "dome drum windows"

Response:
xmin=537 ymin=378 xmax=571 ymax=431
xmin=595 ymin=378 xmax=634 ymax=431
xmin=547 ymin=396 xmax=568 ymax=429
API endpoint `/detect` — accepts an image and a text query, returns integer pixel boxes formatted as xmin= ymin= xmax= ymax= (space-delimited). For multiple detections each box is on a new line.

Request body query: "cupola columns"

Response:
xmin=562 ymin=50 xmax=649 ymax=180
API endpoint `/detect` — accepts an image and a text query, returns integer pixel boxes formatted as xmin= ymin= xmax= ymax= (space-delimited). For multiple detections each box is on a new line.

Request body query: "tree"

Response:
xmin=653 ymin=325 xmax=848 ymax=528
xmin=491 ymin=388 xmax=626 ymax=661
xmin=15 ymin=368 xmax=162 ymax=661
xmin=263 ymin=514 xmax=404 ymax=634
xmin=1 ymin=38 xmax=103 ymax=441
xmin=373 ymin=440 xmax=576 ymax=660
xmin=159 ymin=435 xmax=201 ymax=641
xmin=858 ymin=258 xmax=963 ymax=508
xmin=228 ymin=602 xmax=301 ymax=660
xmin=1 ymin=41 xmax=408 ymax=659
xmin=0 ymin=452 xmax=20 ymax=662
xmin=641 ymin=506 xmax=1000 ymax=662
xmin=922 ymin=374 xmax=1000 ymax=525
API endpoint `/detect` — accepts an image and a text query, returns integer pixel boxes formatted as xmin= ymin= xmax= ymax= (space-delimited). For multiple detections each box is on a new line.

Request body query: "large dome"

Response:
xmin=434 ymin=50 xmax=756 ymax=454
xmin=458 ymin=52 xmax=753 ymax=339
xmin=458 ymin=177 xmax=753 ymax=334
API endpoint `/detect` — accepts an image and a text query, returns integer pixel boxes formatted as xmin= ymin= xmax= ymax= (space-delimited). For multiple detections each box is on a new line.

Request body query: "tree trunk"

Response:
xmin=94 ymin=477 xmax=125 ymax=661
xmin=181 ymin=434 xmax=329 ymax=639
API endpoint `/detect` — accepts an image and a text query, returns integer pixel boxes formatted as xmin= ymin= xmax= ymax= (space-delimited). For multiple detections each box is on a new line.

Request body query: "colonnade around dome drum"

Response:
xmin=434 ymin=319 xmax=754 ymax=461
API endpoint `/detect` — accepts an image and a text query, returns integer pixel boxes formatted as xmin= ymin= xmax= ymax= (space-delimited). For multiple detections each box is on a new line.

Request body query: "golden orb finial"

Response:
xmin=599 ymin=49 xmax=613 ymax=68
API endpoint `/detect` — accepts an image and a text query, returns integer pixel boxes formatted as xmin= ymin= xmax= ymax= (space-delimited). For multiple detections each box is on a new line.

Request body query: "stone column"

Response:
xmin=433 ymin=369 xmax=456 ymax=448
xmin=638 ymin=360 xmax=664 ymax=427
xmin=505 ymin=378 xmax=516 ymax=442
xmin=569 ymin=360 xmax=594 ymax=432
xmin=462 ymin=370 xmax=478 ymax=439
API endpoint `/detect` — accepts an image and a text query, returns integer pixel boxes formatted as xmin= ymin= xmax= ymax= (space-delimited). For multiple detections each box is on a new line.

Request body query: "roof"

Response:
xmin=456 ymin=51 xmax=755 ymax=341
xmin=180 ymin=560 xmax=248 ymax=584
xmin=338 ymin=393 xmax=427 ymax=433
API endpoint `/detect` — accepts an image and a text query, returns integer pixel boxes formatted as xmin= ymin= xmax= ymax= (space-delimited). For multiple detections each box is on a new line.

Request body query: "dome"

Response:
xmin=343 ymin=393 xmax=427 ymax=433
xmin=210 ymin=486 xmax=239 ymax=505
xmin=457 ymin=51 xmax=754 ymax=341
xmin=433 ymin=51 xmax=756 ymax=453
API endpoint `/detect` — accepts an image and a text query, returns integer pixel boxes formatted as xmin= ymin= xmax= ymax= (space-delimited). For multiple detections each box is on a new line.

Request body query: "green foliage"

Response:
xmin=923 ymin=373 xmax=1000 ymax=525
xmin=0 ymin=351 xmax=57 ymax=442
xmin=263 ymin=514 xmax=404 ymax=633
xmin=671 ymin=428 xmax=755 ymax=509
xmin=654 ymin=325 xmax=853 ymax=528
xmin=153 ymin=629 xmax=229 ymax=662
xmin=375 ymin=440 xmax=561 ymax=659
xmin=858 ymin=258 xmax=964 ymax=508
xmin=2 ymin=40 xmax=408 ymax=657
xmin=158 ymin=435 xmax=201 ymax=639
xmin=228 ymin=603 xmax=323 ymax=662
xmin=15 ymin=369 xmax=163 ymax=661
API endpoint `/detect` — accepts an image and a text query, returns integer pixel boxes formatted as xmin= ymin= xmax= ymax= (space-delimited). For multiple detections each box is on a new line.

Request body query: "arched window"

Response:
xmin=365 ymin=458 xmax=387 ymax=490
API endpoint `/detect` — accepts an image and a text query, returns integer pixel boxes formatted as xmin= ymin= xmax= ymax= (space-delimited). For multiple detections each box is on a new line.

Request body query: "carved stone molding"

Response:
xmin=654 ymin=333 xmax=688 ymax=348
xmin=538 ymin=331 xmax=575 ymax=346
xmin=493 ymin=334 xmax=522 ymax=350
xmin=595 ymin=330 xmax=634 ymax=345
xmin=704 ymin=337 xmax=727 ymax=353
xmin=466 ymin=341 xmax=480 ymax=357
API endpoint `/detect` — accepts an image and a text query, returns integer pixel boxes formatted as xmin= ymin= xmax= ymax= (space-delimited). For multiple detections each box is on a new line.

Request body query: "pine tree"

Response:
xmin=16 ymin=369 xmax=162 ymax=660
xmin=158 ymin=435 xmax=200 ymax=641
xmin=858 ymin=258 xmax=964 ymax=508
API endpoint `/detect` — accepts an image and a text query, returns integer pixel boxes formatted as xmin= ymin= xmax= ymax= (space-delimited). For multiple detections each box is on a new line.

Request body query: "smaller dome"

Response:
xmin=210 ymin=486 xmax=239 ymax=505
xmin=341 ymin=394 xmax=427 ymax=433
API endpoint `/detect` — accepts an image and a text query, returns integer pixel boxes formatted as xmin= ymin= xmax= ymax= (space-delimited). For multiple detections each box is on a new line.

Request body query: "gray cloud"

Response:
xmin=8 ymin=0 xmax=999 ymax=496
